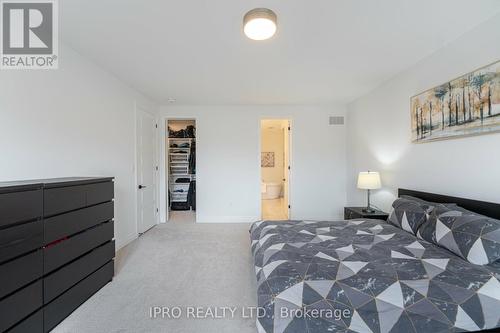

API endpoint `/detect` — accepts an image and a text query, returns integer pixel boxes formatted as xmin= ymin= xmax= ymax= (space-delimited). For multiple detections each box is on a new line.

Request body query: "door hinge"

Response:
xmin=155 ymin=124 xmax=158 ymax=128
xmin=156 ymin=208 xmax=159 ymax=213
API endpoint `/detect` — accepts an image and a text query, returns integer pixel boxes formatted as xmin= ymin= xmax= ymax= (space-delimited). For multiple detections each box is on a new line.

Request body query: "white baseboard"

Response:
xmin=116 ymin=232 xmax=138 ymax=250
xmin=196 ymin=215 xmax=260 ymax=223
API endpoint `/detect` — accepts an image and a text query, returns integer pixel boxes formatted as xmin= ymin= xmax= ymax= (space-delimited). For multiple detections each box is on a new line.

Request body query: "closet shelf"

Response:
xmin=170 ymin=184 xmax=190 ymax=188
xmin=167 ymin=121 xmax=195 ymax=210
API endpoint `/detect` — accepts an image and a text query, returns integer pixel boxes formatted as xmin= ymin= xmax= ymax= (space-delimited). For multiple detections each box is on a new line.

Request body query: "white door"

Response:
xmin=137 ymin=108 xmax=157 ymax=234
xmin=283 ymin=122 xmax=290 ymax=219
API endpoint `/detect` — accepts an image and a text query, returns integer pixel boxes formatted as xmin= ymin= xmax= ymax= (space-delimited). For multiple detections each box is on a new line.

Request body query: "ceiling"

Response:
xmin=60 ymin=0 xmax=500 ymax=105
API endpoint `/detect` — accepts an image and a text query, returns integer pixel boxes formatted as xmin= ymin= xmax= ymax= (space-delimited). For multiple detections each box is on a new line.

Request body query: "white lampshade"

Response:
xmin=243 ymin=8 xmax=277 ymax=41
xmin=357 ymin=171 xmax=381 ymax=190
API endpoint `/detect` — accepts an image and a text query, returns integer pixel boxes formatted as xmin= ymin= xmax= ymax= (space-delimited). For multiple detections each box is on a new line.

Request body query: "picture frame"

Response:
xmin=411 ymin=60 xmax=500 ymax=143
xmin=261 ymin=152 xmax=275 ymax=167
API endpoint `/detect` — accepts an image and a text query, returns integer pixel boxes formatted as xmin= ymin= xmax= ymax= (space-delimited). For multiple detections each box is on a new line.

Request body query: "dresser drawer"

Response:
xmin=0 ymin=221 xmax=43 ymax=264
xmin=44 ymin=201 xmax=114 ymax=245
xmin=86 ymin=181 xmax=114 ymax=207
xmin=44 ymin=221 xmax=114 ymax=274
xmin=6 ymin=309 xmax=43 ymax=333
xmin=44 ymin=181 xmax=114 ymax=217
xmin=44 ymin=261 xmax=114 ymax=333
xmin=44 ymin=185 xmax=86 ymax=217
xmin=0 ymin=281 xmax=42 ymax=332
xmin=0 ymin=189 xmax=42 ymax=229
xmin=0 ymin=250 xmax=42 ymax=299
xmin=44 ymin=241 xmax=115 ymax=303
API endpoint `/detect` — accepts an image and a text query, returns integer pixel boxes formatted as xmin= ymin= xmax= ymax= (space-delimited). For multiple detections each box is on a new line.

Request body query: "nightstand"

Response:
xmin=344 ymin=207 xmax=389 ymax=220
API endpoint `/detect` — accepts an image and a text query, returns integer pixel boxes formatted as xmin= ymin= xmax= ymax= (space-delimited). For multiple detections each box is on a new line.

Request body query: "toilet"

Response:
xmin=261 ymin=182 xmax=282 ymax=200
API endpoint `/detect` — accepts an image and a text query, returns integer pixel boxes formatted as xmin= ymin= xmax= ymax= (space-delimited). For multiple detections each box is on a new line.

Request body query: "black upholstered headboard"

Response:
xmin=398 ymin=188 xmax=500 ymax=220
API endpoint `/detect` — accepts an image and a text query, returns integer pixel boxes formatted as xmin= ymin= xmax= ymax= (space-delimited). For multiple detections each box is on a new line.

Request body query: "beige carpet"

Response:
xmin=52 ymin=214 xmax=257 ymax=333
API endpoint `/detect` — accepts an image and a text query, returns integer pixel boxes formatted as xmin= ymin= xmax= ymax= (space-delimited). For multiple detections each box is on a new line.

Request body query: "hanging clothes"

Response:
xmin=189 ymin=139 xmax=196 ymax=174
xmin=188 ymin=180 xmax=196 ymax=210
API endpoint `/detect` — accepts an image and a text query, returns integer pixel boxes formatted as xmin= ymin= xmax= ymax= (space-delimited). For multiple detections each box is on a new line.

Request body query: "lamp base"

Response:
xmin=363 ymin=189 xmax=376 ymax=213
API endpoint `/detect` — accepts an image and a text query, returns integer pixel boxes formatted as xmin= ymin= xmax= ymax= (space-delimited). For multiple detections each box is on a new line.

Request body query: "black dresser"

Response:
xmin=0 ymin=177 xmax=115 ymax=333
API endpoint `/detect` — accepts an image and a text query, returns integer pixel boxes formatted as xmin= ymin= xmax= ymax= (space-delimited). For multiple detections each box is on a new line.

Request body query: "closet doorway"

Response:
xmin=261 ymin=119 xmax=291 ymax=220
xmin=166 ymin=119 xmax=196 ymax=223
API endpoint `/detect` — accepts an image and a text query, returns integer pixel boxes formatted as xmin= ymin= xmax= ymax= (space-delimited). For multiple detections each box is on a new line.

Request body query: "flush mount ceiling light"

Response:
xmin=243 ymin=8 xmax=277 ymax=41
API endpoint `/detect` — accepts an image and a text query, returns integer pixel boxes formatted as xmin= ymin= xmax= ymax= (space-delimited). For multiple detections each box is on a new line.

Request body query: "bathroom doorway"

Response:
xmin=260 ymin=119 xmax=290 ymax=220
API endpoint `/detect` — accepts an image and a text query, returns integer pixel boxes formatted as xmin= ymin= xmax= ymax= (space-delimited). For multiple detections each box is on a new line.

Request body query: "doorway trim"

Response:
xmin=259 ymin=117 xmax=293 ymax=220
xmin=135 ymin=102 xmax=159 ymax=237
xmin=161 ymin=116 xmax=198 ymax=223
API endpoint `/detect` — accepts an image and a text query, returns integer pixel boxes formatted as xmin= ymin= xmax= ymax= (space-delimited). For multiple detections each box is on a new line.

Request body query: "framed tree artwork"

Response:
xmin=411 ymin=60 xmax=500 ymax=143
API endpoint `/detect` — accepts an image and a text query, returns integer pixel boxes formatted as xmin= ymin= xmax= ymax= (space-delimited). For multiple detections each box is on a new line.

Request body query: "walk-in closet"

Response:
xmin=167 ymin=119 xmax=196 ymax=222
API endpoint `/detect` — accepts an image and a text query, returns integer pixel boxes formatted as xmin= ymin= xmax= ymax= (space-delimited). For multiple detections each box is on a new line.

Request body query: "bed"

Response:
xmin=250 ymin=189 xmax=500 ymax=333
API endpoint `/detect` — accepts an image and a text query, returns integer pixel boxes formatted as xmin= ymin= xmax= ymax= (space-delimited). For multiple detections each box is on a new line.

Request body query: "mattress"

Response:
xmin=250 ymin=219 xmax=500 ymax=333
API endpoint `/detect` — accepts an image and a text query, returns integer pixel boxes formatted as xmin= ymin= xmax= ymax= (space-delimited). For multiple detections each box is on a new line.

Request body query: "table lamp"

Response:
xmin=357 ymin=171 xmax=381 ymax=213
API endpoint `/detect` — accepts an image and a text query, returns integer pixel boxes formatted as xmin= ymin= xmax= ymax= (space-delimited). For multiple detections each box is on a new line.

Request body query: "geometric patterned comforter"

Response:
xmin=250 ymin=219 xmax=500 ymax=333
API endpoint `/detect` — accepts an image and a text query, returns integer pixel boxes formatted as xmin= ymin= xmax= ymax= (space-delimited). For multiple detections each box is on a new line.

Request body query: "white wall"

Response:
xmin=159 ymin=105 xmax=347 ymax=223
xmin=346 ymin=14 xmax=500 ymax=212
xmin=0 ymin=44 xmax=158 ymax=249
xmin=261 ymin=127 xmax=285 ymax=184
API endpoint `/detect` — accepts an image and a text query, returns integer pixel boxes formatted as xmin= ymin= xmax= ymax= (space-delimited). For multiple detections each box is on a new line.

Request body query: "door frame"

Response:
xmin=259 ymin=117 xmax=293 ymax=220
xmin=162 ymin=116 xmax=198 ymax=223
xmin=135 ymin=103 xmax=159 ymax=236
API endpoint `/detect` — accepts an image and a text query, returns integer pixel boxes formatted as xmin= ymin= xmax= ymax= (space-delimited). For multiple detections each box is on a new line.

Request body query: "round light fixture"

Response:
xmin=243 ymin=8 xmax=277 ymax=41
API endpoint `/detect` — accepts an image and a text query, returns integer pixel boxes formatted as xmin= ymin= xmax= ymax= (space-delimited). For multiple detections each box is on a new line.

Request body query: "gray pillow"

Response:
xmin=418 ymin=205 xmax=500 ymax=265
xmin=388 ymin=197 xmax=435 ymax=235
